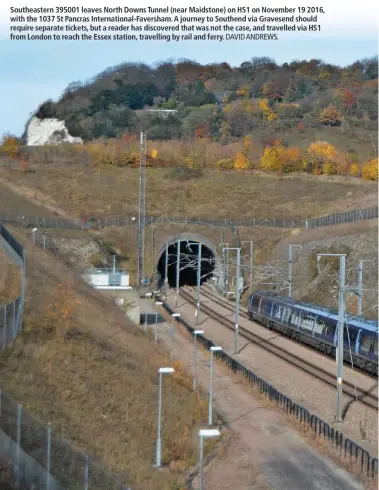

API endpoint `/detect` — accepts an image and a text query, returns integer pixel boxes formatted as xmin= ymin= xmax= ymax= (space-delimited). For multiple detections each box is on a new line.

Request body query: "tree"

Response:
xmin=260 ymin=143 xmax=302 ymax=173
xmin=361 ymin=159 xmax=378 ymax=181
xmin=319 ymin=104 xmax=341 ymax=126
xmin=0 ymin=134 xmax=20 ymax=157
xmin=233 ymin=151 xmax=252 ymax=171
xmin=303 ymin=141 xmax=339 ymax=174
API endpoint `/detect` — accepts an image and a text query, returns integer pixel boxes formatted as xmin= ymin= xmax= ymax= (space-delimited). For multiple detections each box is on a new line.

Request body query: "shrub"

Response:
xmin=361 ymin=158 xmax=378 ymax=181
xmin=349 ymin=163 xmax=361 ymax=177
xmin=233 ymin=151 xmax=252 ymax=171
xmin=303 ymin=141 xmax=338 ymax=173
xmin=319 ymin=104 xmax=342 ymax=126
xmin=215 ymin=158 xmax=234 ymax=170
xmin=1 ymin=134 xmax=20 ymax=157
xmin=260 ymin=143 xmax=302 ymax=173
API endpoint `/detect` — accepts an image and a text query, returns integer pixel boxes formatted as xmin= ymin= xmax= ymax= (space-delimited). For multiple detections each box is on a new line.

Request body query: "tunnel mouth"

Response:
xmin=157 ymin=239 xmax=216 ymax=288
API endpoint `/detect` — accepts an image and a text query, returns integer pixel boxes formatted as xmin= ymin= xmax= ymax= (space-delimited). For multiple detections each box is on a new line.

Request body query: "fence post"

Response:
xmin=12 ymin=301 xmax=16 ymax=340
xmin=46 ymin=423 xmax=51 ymax=490
xmin=84 ymin=454 xmax=89 ymax=490
xmin=16 ymin=403 xmax=22 ymax=486
xmin=3 ymin=306 xmax=6 ymax=350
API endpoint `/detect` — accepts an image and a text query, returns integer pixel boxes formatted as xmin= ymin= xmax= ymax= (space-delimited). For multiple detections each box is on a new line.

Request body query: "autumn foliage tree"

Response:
xmin=303 ymin=141 xmax=339 ymax=175
xmin=361 ymin=158 xmax=378 ymax=181
xmin=233 ymin=151 xmax=251 ymax=171
xmin=319 ymin=104 xmax=342 ymax=126
xmin=0 ymin=134 xmax=20 ymax=158
xmin=46 ymin=282 xmax=80 ymax=340
xmin=260 ymin=143 xmax=302 ymax=173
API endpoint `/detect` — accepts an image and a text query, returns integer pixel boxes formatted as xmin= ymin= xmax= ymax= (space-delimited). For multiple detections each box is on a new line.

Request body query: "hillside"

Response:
xmin=14 ymin=56 xmax=375 ymax=170
xmin=0 ymin=165 xmax=377 ymax=221
xmin=0 ymin=228 xmax=220 ymax=490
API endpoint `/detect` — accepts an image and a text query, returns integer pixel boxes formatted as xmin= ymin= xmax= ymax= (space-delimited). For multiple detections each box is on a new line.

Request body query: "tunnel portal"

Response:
xmin=157 ymin=237 xmax=217 ymax=288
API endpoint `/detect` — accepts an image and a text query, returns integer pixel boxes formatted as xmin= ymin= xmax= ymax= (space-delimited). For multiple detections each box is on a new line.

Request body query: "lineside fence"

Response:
xmin=0 ymin=389 xmax=131 ymax=490
xmin=155 ymin=292 xmax=378 ymax=482
xmin=0 ymin=225 xmax=131 ymax=490
xmin=0 ymin=223 xmax=24 ymax=352
xmin=0 ymin=206 xmax=377 ymax=232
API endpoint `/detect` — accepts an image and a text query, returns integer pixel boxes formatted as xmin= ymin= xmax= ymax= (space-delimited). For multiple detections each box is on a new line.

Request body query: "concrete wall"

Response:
xmin=100 ymin=289 xmax=140 ymax=325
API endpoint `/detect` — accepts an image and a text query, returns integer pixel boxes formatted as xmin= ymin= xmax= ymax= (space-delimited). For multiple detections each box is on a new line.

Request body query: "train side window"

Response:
xmin=373 ymin=337 xmax=378 ymax=356
xmin=261 ymin=299 xmax=272 ymax=316
xmin=314 ymin=316 xmax=327 ymax=336
xmin=289 ymin=309 xmax=300 ymax=327
xmin=252 ymin=295 xmax=261 ymax=309
xmin=300 ymin=312 xmax=315 ymax=332
xmin=273 ymin=304 xmax=283 ymax=320
xmin=323 ymin=318 xmax=337 ymax=339
xmin=344 ymin=324 xmax=358 ymax=347
xmin=282 ymin=307 xmax=291 ymax=324
xmin=359 ymin=334 xmax=373 ymax=353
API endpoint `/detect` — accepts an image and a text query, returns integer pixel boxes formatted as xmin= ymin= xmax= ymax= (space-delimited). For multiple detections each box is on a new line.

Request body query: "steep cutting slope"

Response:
xmin=0 ymin=229 xmax=215 ymax=490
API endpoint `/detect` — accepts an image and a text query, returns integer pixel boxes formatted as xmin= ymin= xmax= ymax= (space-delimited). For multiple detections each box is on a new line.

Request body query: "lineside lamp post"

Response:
xmin=170 ymin=313 xmax=180 ymax=360
xmin=288 ymin=244 xmax=302 ymax=297
xmin=32 ymin=228 xmax=38 ymax=245
xmin=154 ymin=301 xmax=163 ymax=343
xmin=317 ymin=253 xmax=346 ymax=423
xmin=155 ymin=367 xmax=174 ymax=467
xmin=193 ymin=329 xmax=204 ymax=391
xmin=144 ymin=292 xmax=152 ymax=331
xmin=208 ymin=346 xmax=222 ymax=425
xmin=199 ymin=429 xmax=221 ymax=490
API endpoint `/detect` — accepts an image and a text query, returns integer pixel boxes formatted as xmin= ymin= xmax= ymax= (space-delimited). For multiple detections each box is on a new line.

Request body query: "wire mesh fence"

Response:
xmin=0 ymin=223 xmax=24 ymax=352
xmin=0 ymin=206 xmax=378 ymax=232
xmin=0 ymin=297 xmax=23 ymax=352
xmin=0 ymin=389 xmax=132 ymax=490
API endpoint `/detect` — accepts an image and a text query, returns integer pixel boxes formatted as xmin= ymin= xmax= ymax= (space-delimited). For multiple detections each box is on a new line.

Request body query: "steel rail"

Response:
xmin=180 ymin=288 xmax=378 ymax=411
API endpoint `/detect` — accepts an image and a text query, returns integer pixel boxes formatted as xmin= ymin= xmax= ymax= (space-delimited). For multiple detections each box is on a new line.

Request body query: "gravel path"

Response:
xmin=139 ymin=298 xmax=372 ymax=490
xmin=161 ymin=287 xmax=378 ymax=458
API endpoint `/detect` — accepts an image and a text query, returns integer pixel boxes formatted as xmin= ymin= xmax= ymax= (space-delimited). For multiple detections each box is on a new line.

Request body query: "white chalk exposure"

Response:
xmin=26 ymin=117 xmax=83 ymax=146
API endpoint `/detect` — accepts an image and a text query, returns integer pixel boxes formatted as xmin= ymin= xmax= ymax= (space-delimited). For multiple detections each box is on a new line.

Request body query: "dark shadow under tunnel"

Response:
xmin=157 ymin=240 xmax=215 ymax=287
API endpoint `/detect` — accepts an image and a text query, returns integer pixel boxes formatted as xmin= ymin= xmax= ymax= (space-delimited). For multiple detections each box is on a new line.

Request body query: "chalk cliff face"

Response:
xmin=26 ymin=117 xmax=83 ymax=145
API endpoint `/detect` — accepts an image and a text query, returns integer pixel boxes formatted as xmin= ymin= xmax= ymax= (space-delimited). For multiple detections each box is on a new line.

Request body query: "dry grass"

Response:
xmin=0 ymin=251 xmax=21 ymax=303
xmin=0 ymin=238 xmax=223 ymax=490
xmin=0 ymin=164 xmax=377 ymax=221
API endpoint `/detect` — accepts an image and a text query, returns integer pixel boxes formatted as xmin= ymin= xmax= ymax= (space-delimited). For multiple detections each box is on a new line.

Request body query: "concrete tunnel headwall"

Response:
xmin=156 ymin=233 xmax=222 ymax=288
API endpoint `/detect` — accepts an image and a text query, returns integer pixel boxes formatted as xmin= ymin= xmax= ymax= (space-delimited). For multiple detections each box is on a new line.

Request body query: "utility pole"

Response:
xmin=317 ymin=253 xmax=346 ymax=423
xmin=112 ymin=255 xmax=116 ymax=274
xmin=357 ymin=260 xmax=374 ymax=315
xmin=137 ymin=131 xmax=147 ymax=289
xmin=165 ymin=242 xmax=169 ymax=287
xmin=151 ymin=227 xmax=155 ymax=280
xmin=220 ymin=242 xmax=229 ymax=294
xmin=176 ymin=239 xmax=181 ymax=307
xmin=196 ymin=243 xmax=202 ymax=325
xmin=224 ymin=247 xmax=241 ymax=354
xmin=242 ymin=241 xmax=254 ymax=294
xmin=288 ymin=244 xmax=302 ymax=297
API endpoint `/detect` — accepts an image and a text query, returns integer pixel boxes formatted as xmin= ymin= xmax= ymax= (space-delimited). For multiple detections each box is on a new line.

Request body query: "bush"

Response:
xmin=349 ymin=163 xmax=361 ymax=177
xmin=0 ymin=134 xmax=20 ymax=157
xmin=215 ymin=158 xmax=234 ymax=170
xmin=260 ymin=143 xmax=302 ymax=173
xmin=361 ymin=158 xmax=378 ymax=181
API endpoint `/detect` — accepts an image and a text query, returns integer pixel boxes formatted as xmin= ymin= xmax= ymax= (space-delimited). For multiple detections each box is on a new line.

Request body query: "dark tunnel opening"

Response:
xmin=157 ymin=240 xmax=216 ymax=288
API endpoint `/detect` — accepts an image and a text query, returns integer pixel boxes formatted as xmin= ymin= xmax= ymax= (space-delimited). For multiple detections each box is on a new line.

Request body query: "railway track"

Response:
xmin=179 ymin=288 xmax=378 ymax=411
xmin=198 ymin=285 xmax=378 ymax=379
